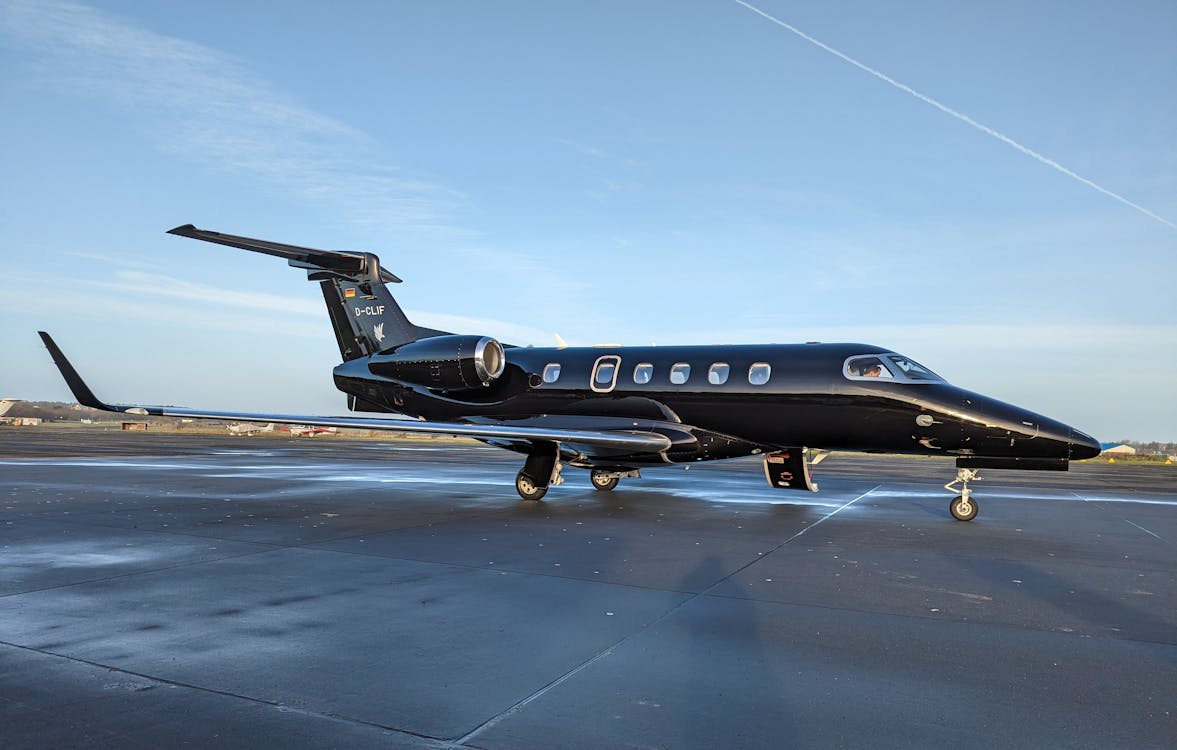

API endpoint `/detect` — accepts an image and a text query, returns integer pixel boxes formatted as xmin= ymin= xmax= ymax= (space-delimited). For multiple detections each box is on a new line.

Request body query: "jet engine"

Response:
xmin=368 ymin=335 xmax=506 ymax=390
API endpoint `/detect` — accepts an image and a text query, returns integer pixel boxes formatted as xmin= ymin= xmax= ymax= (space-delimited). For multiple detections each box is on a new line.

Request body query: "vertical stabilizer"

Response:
xmin=317 ymin=272 xmax=418 ymax=358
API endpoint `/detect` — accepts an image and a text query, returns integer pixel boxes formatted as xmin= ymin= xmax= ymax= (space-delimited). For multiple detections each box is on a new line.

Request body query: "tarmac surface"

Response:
xmin=1 ymin=426 xmax=1174 ymax=748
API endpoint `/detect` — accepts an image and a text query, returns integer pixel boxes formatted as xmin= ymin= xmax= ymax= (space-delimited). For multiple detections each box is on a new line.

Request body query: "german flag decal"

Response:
xmin=344 ymin=288 xmax=356 ymax=299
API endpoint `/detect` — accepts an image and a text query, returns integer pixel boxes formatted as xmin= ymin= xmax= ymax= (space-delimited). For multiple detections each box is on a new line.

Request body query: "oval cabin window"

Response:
xmin=708 ymin=363 xmax=730 ymax=385
xmin=748 ymin=362 xmax=771 ymax=385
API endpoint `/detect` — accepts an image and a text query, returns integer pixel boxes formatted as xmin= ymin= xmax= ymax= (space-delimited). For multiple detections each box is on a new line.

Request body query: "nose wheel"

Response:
xmin=945 ymin=468 xmax=981 ymax=521
xmin=949 ymin=493 xmax=978 ymax=521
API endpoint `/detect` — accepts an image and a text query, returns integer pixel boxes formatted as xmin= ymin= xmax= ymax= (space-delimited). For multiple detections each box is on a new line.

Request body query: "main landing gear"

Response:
xmin=516 ymin=467 xmax=636 ymax=500
xmin=513 ymin=442 xmax=640 ymax=501
xmin=515 ymin=469 xmax=552 ymax=501
xmin=945 ymin=467 xmax=981 ymax=521
xmin=589 ymin=469 xmax=619 ymax=492
xmin=515 ymin=441 xmax=562 ymax=501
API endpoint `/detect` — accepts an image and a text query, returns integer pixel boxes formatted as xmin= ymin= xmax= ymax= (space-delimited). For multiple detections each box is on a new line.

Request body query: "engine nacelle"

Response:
xmin=368 ymin=335 xmax=505 ymax=390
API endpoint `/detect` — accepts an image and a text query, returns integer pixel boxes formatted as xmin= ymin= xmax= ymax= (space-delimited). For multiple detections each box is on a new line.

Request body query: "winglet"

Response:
xmin=37 ymin=332 xmax=114 ymax=411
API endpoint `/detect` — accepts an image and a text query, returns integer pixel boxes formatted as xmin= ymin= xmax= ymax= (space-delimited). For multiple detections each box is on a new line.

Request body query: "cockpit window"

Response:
xmin=885 ymin=355 xmax=941 ymax=381
xmin=542 ymin=363 xmax=561 ymax=383
xmin=844 ymin=353 xmax=943 ymax=383
xmin=846 ymin=356 xmax=893 ymax=379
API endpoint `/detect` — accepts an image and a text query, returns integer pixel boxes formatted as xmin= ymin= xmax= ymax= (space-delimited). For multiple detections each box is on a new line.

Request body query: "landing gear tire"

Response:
xmin=949 ymin=494 xmax=978 ymax=522
xmin=515 ymin=471 xmax=547 ymax=501
xmin=590 ymin=469 xmax=619 ymax=492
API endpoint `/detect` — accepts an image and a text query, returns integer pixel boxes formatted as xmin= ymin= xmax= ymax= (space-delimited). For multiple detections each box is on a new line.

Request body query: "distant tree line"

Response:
xmin=1123 ymin=440 xmax=1177 ymax=455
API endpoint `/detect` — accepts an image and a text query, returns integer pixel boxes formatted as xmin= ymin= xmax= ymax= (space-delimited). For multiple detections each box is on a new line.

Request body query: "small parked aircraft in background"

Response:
xmin=227 ymin=421 xmax=275 ymax=436
xmin=281 ymin=425 xmax=339 ymax=437
xmin=39 ymin=225 xmax=1101 ymax=521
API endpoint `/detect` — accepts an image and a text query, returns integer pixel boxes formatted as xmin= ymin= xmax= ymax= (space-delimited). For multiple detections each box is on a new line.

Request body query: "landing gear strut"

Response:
xmin=945 ymin=467 xmax=980 ymax=521
xmin=515 ymin=441 xmax=562 ymax=502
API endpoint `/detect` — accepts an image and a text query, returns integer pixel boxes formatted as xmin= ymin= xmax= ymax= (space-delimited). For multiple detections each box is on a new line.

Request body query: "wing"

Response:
xmin=37 ymin=332 xmax=672 ymax=458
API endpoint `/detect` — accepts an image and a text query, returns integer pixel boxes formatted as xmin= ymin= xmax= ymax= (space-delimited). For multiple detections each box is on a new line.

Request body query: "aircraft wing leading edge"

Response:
xmin=37 ymin=332 xmax=673 ymax=457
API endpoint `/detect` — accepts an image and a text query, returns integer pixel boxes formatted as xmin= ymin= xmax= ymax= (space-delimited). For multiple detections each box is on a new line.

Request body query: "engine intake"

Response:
xmin=368 ymin=335 xmax=505 ymax=390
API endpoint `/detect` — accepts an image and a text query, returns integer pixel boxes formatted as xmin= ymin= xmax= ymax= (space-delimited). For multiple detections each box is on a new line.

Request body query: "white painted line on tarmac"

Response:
xmin=1124 ymin=519 xmax=1166 ymax=542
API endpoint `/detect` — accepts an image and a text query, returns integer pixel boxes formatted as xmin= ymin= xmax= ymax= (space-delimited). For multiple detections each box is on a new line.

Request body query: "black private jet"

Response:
xmin=40 ymin=225 xmax=1101 ymax=521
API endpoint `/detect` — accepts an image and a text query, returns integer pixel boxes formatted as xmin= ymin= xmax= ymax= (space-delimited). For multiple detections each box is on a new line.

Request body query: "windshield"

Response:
xmin=885 ymin=355 xmax=942 ymax=381
xmin=844 ymin=353 xmax=943 ymax=383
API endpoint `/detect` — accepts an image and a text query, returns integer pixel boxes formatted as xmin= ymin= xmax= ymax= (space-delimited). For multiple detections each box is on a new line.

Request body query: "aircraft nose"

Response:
xmin=1070 ymin=428 xmax=1101 ymax=460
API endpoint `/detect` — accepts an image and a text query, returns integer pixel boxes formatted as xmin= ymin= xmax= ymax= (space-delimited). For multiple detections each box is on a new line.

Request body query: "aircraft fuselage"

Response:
xmin=332 ymin=342 xmax=1100 ymax=468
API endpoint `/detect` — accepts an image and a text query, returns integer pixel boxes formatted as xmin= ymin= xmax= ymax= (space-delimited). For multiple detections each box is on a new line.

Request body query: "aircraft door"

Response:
xmin=590 ymin=355 xmax=622 ymax=393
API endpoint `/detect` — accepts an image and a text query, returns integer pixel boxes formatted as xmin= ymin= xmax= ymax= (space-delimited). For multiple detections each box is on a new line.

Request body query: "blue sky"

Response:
xmin=1 ymin=0 xmax=1174 ymax=441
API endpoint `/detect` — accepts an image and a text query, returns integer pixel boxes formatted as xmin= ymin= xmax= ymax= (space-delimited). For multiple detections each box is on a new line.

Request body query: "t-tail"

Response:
xmin=167 ymin=225 xmax=446 ymax=360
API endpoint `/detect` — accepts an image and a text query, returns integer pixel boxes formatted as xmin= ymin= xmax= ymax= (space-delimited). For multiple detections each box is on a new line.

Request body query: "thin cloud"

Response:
xmin=556 ymin=138 xmax=613 ymax=161
xmin=555 ymin=138 xmax=639 ymax=167
xmin=0 ymin=0 xmax=462 ymax=232
xmin=64 ymin=251 xmax=162 ymax=272
xmin=733 ymin=0 xmax=1177 ymax=231
xmin=4 ymin=265 xmax=555 ymax=347
xmin=84 ymin=271 xmax=323 ymax=317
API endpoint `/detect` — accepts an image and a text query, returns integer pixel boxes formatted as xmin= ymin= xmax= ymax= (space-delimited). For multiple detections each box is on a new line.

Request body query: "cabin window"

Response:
xmin=845 ymin=356 xmax=893 ymax=379
xmin=542 ymin=363 xmax=561 ymax=383
xmin=670 ymin=362 xmax=691 ymax=385
xmin=708 ymin=363 xmax=730 ymax=385
xmin=595 ymin=362 xmax=616 ymax=385
xmin=748 ymin=362 xmax=771 ymax=385
xmin=633 ymin=362 xmax=653 ymax=384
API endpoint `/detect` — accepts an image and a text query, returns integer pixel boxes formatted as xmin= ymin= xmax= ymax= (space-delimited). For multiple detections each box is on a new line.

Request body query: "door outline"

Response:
xmin=590 ymin=355 xmax=622 ymax=393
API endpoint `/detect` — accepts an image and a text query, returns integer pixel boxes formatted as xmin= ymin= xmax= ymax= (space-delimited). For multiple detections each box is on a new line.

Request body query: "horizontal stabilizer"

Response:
xmin=168 ymin=224 xmax=401 ymax=283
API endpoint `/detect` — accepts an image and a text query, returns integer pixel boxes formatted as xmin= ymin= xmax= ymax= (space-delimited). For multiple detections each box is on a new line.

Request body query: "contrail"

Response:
xmin=733 ymin=0 xmax=1177 ymax=230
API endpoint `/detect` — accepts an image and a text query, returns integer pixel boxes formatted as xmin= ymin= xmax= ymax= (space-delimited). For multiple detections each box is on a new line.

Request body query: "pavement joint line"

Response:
xmin=452 ymin=486 xmax=876 ymax=747
xmin=0 ymin=639 xmax=453 ymax=747
xmin=1072 ymin=490 xmax=1172 ymax=543
xmin=1124 ymin=519 xmax=1167 ymax=543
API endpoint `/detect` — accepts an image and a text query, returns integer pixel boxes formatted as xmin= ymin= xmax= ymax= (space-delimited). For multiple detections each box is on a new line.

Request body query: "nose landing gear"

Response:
xmin=945 ymin=467 xmax=980 ymax=521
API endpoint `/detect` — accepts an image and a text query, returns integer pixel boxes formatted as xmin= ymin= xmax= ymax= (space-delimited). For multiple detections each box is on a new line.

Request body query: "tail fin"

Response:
xmin=316 ymin=274 xmax=418 ymax=359
xmin=168 ymin=225 xmax=432 ymax=358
